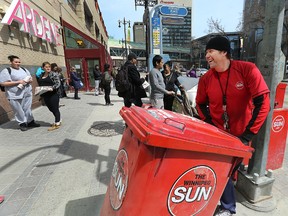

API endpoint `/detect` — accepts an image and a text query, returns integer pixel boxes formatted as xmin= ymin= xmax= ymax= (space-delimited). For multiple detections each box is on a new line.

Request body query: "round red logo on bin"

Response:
xmin=272 ymin=115 xmax=285 ymax=133
xmin=109 ymin=149 xmax=129 ymax=210
xmin=167 ymin=166 xmax=216 ymax=216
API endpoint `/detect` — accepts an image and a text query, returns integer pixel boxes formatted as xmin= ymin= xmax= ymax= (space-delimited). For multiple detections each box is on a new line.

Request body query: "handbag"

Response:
xmin=79 ymin=81 xmax=84 ymax=88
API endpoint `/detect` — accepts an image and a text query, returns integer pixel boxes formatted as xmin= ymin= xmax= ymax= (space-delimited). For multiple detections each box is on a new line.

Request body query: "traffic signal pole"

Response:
xmin=236 ymin=0 xmax=285 ymax=211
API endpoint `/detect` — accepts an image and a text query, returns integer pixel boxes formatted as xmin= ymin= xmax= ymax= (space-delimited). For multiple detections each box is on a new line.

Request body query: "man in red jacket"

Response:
xmin=196 ymin=36 xmax=270 ymax=216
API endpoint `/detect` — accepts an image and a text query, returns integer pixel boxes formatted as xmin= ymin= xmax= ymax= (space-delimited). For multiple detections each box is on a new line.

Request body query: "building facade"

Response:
xmin=109 ymin=38 xmax=191 ymax=69
xmin=157 ymin=0 xmax=192 ymax=48
xmin=133 ymin=22 xmax=145 ymax=43
xmin=0 ymin=0 xmax=110 ymax=124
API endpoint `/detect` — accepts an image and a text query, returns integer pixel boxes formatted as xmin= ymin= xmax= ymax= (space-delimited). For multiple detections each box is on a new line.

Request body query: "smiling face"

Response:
xmin=205 ymin=49 xmax=228 ymax=70
xmin=11 ymin=58 xmax=21 ymax=69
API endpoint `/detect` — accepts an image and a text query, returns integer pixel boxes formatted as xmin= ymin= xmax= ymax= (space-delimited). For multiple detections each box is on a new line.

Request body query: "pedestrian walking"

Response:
xmin=93 ymin=65 xmax=101 ymax=96
xmin=162 ymin=61 xmax=183 ymax=111
xmin=121 ymin=52 xmax=147 ymax=107
xmin=69 ymin=66 xmax=82 ymax=99
xmin=0 ymin=55 xmax=40 ymax=131
xmin=37 ymin=62 xmax=62 ymax=131
xmin=149 ymin=55 xmax=174 ymax=109
xmin=102 ymin=63 xmax=113 ymax=106
xmin=196 ymin=36 xmax=270 ymax=216
xmin=51 ymin=63 xmax=67 ymax=98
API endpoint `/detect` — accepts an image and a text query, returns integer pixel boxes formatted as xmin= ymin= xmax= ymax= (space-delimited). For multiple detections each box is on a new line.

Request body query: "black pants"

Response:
xmin=43 ymin=93 xmax=61 ymax=123
xmin=74 ymin=89 xmax=79 ymax=99
xmin=124 ymin=97 xmax=143 ymax=107
xmin=164 ymin=95 xmax=174 ymax=111
xmin=104 ymin=85 xmax=111 ymax=104
xmin=59 ymin=83 xmax=67 ymax=98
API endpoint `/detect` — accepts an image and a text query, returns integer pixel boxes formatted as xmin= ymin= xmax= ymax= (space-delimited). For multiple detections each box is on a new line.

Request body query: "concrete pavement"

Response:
xmin=0 ymin=89 xmax=287 ymax=216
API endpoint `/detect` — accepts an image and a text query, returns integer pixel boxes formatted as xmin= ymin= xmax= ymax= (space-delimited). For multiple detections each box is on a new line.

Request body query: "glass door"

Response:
xmin=86 ymin=59 xmax=100 ymax=89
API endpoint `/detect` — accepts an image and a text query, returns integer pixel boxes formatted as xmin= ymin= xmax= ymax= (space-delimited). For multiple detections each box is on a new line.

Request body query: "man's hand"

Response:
xmin=167 ymin=91 xmax=175 ymax=96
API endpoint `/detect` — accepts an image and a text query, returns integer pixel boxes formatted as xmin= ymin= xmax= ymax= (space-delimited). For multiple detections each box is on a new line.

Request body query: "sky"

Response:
xmin=97 ymin=0 xmax=244 ymax=40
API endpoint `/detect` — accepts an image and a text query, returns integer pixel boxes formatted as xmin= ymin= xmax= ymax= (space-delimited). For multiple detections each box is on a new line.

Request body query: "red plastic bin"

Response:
xmin=100 ymin=106 xmax=253 ymax=216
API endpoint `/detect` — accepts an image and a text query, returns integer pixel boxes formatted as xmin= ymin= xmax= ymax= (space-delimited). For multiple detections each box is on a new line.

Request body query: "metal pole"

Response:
xmin=236 ymin=0 xmax=285 ymax=206
xmin=145 ymin=0 xmax=149 ymax=68
xmin=248 ymin=0 xmax=285 ymax=177
xmin=123 ymin=18 xmax=128 ymax=59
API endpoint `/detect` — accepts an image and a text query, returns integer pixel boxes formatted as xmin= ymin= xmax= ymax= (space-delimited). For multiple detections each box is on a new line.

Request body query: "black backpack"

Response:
xmin=0 ymin=67 xmax=27 ymax=92
xmin=115 ymin=66 xmax=131 ymax=93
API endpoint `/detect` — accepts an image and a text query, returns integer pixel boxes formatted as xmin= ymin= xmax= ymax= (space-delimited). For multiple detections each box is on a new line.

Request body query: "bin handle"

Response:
xmin=164 ymin=118 xmax=186 ymax=131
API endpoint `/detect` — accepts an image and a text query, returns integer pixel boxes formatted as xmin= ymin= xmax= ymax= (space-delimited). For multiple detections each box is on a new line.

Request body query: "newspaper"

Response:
xmin=142 ymin=80 xmax=150 ymax=89
xmin=34 ymin=86 xmax=53 ymax=96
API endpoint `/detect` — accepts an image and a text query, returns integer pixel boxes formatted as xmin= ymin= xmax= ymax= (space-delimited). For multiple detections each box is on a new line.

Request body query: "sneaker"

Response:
xmin=109 ymin=103 xmax=114 ymax=106
xmin=214 ymin=209 xmax=232 ymax=216
xmin=47 ymin=123 xmax=60 ymax=131
xmin=19 ymin=123 xmax=28 ymax=131
xmin=27 ymin=120 xmax=40 ymax=127
xmin=74 ymin=97 xmax=81 ymax=100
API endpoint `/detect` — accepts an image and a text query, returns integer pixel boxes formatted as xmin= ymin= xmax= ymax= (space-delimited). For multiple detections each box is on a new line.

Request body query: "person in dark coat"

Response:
xmin=70 ymin=66 xmax=82 ymax=99
xmin=93 ymin=65 xmax=101 ymax=96
xmin=123 ymin=52 xmax=147 ymax=107
xmin=102 ymin=63 xmax=113 ymax=106
xmin=162 ymin=61 xmax=183 ymax=111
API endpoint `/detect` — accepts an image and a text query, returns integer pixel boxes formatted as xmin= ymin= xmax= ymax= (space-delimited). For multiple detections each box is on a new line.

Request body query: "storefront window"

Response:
xmin=64 ymin=27 xmax=99 ymax=49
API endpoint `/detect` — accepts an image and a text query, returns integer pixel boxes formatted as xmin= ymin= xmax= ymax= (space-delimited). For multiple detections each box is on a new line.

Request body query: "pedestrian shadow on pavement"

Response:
xmin=0 ymin=138 xmax=118 ymax=187
xmin=0 ymin=120 xmax=53 ymax=130
xmin=65 ymin=194 xmax=105 ymax=216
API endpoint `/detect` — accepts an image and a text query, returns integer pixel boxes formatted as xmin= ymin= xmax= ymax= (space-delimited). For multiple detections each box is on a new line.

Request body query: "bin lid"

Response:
xmin=120 ymin=106 xmax=253 ymax=159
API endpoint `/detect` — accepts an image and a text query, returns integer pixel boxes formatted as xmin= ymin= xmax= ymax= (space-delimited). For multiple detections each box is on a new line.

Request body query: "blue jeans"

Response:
xmin=220 ymin=178 xmax=236 ymax=214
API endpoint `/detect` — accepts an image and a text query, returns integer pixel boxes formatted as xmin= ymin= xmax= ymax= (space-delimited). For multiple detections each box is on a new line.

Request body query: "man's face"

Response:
xmin=132 ymin=58 xmax=137 ymax=65
xmin=205 ymin=49 xmax=227 ymax=69
xmin=156 ymin=59 xmax=164 ymax=70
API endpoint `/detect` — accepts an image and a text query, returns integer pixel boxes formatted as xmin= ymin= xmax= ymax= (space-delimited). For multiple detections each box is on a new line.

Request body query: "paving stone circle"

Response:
xmin=88 ymin=121 xmax=125 ymax=137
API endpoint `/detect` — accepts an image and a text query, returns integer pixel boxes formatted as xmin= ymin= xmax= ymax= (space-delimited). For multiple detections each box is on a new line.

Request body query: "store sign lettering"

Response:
xmin=172 ymin=186 xmax=212 ymax=203
xmin=168 ymin=166 xmax=216 ymax=215
xmin=109 ymin=149 xmax=129 ymax=210
xmin=1 ymin=0 xmax=61 ymax=45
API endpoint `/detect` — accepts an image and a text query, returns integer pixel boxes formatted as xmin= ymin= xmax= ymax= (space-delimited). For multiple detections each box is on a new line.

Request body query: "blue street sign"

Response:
xmin=160 ymin=5 xmax=188 ymax=17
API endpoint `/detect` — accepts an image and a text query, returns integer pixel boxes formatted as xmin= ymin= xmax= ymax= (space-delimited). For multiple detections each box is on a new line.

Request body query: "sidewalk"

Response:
xmin=0 ymin=89 xmax=287 ymax=216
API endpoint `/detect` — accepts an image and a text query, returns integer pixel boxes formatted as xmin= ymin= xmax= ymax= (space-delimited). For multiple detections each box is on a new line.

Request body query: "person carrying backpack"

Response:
xmin=118 ymin=52 xmax=147 ymax=107
xmin=0 ymin=55 xmax=40 ymax=131
xmin=102 ymin=63 xmax=113 ymax=106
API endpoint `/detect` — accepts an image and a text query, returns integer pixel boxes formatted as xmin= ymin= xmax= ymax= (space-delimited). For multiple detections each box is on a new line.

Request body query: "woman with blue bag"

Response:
xmin=70 ymin=66 xmax=83 ymax=100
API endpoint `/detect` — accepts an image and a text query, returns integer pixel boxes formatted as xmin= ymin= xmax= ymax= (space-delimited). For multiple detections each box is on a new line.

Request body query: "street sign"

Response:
xmin=160 ymin=5 xmax=188 ymax=17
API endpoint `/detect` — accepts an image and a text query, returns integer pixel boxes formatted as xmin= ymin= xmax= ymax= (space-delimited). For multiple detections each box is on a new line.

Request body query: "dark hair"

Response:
xmin=163 ymin=61 xmax=172 ymax=70
xmin=104 ymin=63 xmax=110 ymax=71
xmin=152 ymin=55 xmax=163 ymax=67
xmin=42 ymin=62 xmax=51 ymax=68
xmin=8 ymin=55 xmax=19 ymax=62
xmin=51 ymin=63 xmax=58 ymax=71
xmin=127 ymin=52 xmax=137 ymax=61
